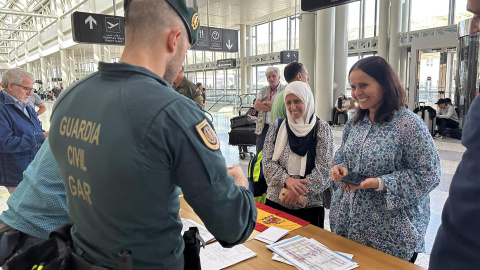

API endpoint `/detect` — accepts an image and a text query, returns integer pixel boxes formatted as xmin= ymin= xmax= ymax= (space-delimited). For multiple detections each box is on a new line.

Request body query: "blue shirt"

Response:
xmin=0 ymin=91 xmax=45 ymax=186
xmin=0 ymin=138 xmax=70 ymax=239
xmin=2 ymin=90 xmax=29 ymax=118
xmin=329 ymin=108 xmax=440 ymax=261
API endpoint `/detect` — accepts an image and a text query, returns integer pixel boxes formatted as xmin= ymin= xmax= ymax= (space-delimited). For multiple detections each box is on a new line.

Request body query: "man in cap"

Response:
xmin=48 ymin=0 xmax=257 ymax=269
xmin=0 ymin=68 xmax=47 ymax=194
xmin=429 ymin=0 xmax=480 ymax=268
xmin=434 ymin=98 xmax=459 ymax=138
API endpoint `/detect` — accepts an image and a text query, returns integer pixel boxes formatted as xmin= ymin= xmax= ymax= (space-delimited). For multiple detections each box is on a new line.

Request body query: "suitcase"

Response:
xmin=230 ymin=115 xmax=256 ymax=129
xmin=449 ymin=129 xmax=462 ymax=140
xmin=413 ymin=102 xmax=437 ymax=136
xmin=229 ymin=126 xmax=257 ymax=146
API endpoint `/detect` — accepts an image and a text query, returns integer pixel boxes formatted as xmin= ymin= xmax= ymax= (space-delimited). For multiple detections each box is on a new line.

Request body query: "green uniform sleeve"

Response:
xmin=145 ymin=99 xmax=257 ymax=247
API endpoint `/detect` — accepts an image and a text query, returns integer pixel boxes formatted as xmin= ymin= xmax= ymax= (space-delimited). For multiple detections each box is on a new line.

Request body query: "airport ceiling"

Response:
xmin=0 ymin=0 xmax=300 ymax=62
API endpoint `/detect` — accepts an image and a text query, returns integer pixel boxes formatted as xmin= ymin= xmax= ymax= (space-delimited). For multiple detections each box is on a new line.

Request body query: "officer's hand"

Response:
xmin=227 ymin=166 xmax=248 ymax=189
xmin=44 ymin=131 xmax=49 ymax=138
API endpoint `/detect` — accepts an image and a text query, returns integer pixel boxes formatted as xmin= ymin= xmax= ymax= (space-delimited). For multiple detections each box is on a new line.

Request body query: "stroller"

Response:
xmin=228 ymin=106 xmax=258 ymax=159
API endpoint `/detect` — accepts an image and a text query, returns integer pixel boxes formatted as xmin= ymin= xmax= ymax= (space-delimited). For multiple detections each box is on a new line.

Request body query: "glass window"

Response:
xmin=195 ymin=51 xmax=203 ymax=63
xmin=226 ymin=69 xmax=237 ymax=96
xmin=346 ymin=55 xmax=360 ymax=97
xmin=455 ymin=0 xmax=474 ymax=24
xmin=290 ymin=16 xmax=300 ymax=50
xmin=251 ymin=32 xmax=257 ymax=56
xmin=186 ymin=50 xmax=194 ymax=65
xmin=256 ymin=23 xmax=270 ymax=55
xmin=185 ymin=72 xmax=195 ymax=82
xmin=196 ymin=71 xmax=204 ymax=86
xmin=205 ymin=51 xmax=214 ymax=62
xmin=364 ymin=0 xmax=378 ymax=38
xmin=272 ymin=18 xmax=288 ymax=52
xmin=205 ymin=70 xmax=214 ymax=99
xmin=410 ymin=0 xmax=449 ymax=31
xmin=256 ymin=66 xmax=268 ymax=92
xmin=215 ymin=52 xmax=224 ymax=61
xmin=347 ymin=1 xmax=361 ymax=40
xmin=216 ymin=69 xmax=225 ymax=97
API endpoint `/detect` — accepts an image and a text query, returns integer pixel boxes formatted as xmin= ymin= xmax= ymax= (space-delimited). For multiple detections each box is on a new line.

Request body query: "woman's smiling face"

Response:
xmin=285 ymin=93 xmax=305 ymax=120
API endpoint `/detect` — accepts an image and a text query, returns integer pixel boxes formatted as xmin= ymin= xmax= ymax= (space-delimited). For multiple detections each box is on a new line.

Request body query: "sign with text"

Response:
xmin=217 ymin=59 xmax=237 ymax=68
xmin=280 ymin=50 xmax=299 ymax=64
xmin=191 ymin=26 xmax=238 ymax=52
xmin=72 ymin=11 xmax=125 ymax=45
xmin=301 ymin=0 xmax=360 ymax=12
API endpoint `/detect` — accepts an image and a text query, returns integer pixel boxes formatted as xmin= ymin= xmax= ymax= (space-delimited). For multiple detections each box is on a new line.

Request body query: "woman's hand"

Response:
xmin=346 ymin=178 xmax=382 ymax=191
xmin=281 ymin=188 xmax=299 ymax=205
xmin=285 ymin=177 xmax=311 ymax=196
xmin=331 ymin=165 xmax=348 ymax=182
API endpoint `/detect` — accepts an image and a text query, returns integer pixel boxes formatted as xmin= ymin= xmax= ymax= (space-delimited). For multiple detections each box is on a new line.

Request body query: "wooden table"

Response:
xmin=179 ymin=197 xmax=425 ymax=270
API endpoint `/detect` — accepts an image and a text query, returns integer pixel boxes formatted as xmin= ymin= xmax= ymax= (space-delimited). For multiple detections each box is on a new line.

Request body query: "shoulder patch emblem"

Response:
xmin=196 ymin=119 xmax=220 ymax=150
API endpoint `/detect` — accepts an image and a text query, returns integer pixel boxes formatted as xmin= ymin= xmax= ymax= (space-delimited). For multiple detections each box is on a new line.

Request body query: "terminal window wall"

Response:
xmin=272 ymin=18 xmax=288 ymax=52
xmin=410 ymin=0 xmax=449 ymax=31
xmin=205 ymin=70 xmax=214 ymax=99
xmin=256 ymin=23 xmax=269 ymax=55
xmin=347 ymin=0 xmax=378 ymax=40
xmin=290 ymin=16 xmax=300 ymax=50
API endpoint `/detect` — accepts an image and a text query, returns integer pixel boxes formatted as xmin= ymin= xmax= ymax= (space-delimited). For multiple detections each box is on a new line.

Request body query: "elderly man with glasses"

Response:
xmin=0 ymin=68 xmax=48 ymax=194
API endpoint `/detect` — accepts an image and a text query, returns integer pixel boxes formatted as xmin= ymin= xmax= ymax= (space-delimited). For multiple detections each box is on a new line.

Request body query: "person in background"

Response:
xmin=345 ymin=98 xmax=356 ymax=120
xmin=270 ymin=61 xmax=310 ymax=123
xmin=254 ymin=66 xmax=284 ymax=154
xmin=0 ymin=68 xmax=47 ymax=194
xmin=429 ymin=0 xmax=480 ymax=268
xmin=48 ymin=0 xmax=257 ymax=268
xmin=332 ymin=94 xmax=348 ymax=127
xmin=38 ymin=87 xmax=44 ymax=100
xmin=27 ymin=92 xmax=46 ymax=116
xmin=263 ymin=81 xmax=334 ymax=228
xmin=0 ymin=140 xmax=70 ymax=264
xmin=434 ymin=98 xmax=459 ymax=138
xmin=330 ymin=56 xmax=440 ymax=262
xmin=196 ymin=82 xmax=206 ymax=110
xmin=173 ymin=68 xmax=204 ymax=108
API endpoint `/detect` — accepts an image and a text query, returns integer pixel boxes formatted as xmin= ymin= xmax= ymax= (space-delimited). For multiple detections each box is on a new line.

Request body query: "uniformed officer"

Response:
xmin=172 ymin=67 xmax=204 ymax=107
xmin=48 ymin=0 xmax=257 ymax=269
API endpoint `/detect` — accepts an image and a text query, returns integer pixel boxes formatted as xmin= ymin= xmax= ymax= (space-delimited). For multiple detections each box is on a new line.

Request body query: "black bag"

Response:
xmin=4 ymin=223 xmax=73 ymax=270
xmin=183 ymin=227 xmax=204 ymax=270
xmin=228 ymin=126 xmax=257 ymax=146
xmin=230 ymin=115 xmax=255 ymax=128
xmin=450 ymin=129 xmax=462 ymax=140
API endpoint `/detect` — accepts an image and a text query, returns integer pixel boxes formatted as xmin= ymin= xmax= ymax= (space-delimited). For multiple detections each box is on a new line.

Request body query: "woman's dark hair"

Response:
xmin=349 ymin=56 xmax=407 ymax=124
xmin=284 ymin=62 xmax=304 ymax=83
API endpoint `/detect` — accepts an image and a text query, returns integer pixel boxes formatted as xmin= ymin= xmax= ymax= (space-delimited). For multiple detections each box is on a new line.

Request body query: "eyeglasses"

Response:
xmin=13 ymin=83 xmax=33 ymax=92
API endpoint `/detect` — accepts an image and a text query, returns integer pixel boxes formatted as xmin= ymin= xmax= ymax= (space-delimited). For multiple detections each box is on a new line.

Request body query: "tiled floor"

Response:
xmin=0 ymin=101 xmax=465 ymax=269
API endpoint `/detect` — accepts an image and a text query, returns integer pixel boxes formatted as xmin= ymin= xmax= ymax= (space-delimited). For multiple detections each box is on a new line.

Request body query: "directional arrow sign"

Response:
xmin=85 ymin=15 xmax=97 ymax=29
xmin=190 ymin=26 xmax=238 ymax=52
xmin=280 ymin=50 xmax=299 ymax=64
xmin=226 ymin=40 xmax=233 ymax=50
xmin=72 ymin=11 xmax=125 ymax=45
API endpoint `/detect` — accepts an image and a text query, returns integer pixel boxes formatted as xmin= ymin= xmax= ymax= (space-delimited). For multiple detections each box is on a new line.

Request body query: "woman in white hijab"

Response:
xmin=262 ymin=81 xmax=334 ymax=228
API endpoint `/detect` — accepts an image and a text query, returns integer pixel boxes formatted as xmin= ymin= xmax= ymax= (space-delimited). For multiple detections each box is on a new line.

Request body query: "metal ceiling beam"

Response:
xmin=0 ymin=27 xmax=37 ymax=32
xmin=0 ymin=10 xmax=57 ymax=18
xmin=0 ymin=39 xmax=25 ymax=42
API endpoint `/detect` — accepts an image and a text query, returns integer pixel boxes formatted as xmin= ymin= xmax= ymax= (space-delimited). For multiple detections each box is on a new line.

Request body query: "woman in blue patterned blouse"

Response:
xmin=330 ymin=56 xmax=440 ymax=262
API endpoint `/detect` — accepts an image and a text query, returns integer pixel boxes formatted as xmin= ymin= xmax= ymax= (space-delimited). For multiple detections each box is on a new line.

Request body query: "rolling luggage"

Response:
xmin=413 ymin=102 xmax=437 ymax=136
xmin=230 ymin=115 xmax=256 ymax=129
xmin=228 ymin=125 xmax=257 ymax=146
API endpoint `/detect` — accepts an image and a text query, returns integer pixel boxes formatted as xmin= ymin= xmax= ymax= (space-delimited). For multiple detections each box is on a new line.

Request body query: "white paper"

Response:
xmin=200 ymin=242 xmax=257 ymax=270
xmin=272 ymin=253 xmax=295 ymax=266
xmin=268 ymin=236 xmax=358 ymax=270
xmin=181 ymin=218 xmax=215 ymax=243
xmin=254 ymin=226 xmax=290 ymax=244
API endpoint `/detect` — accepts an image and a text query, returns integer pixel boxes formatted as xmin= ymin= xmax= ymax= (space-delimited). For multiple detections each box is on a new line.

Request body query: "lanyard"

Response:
xmin=269 ymin=88 xmax=276 ymax=101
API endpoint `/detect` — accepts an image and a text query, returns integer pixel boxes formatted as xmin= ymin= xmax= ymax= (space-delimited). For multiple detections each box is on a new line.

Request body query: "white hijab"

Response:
xmin=272 ymin=81 xmax=316 ymax=176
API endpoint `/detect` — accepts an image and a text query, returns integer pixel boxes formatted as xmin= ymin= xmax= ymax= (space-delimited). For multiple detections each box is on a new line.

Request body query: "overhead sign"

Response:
xmin=51 ymin=78 xmax=62 ymax=82
xmin=35 ymin=80 xmax=42 ymax=84
xmin=280 ymin=50 xmax=299 ymax=64
xmin=191 ymin=26 xmax=238 ymax=52
xmin=72 ymin=11 xmax=125 ymax=45
xmin=301 ymin=0 xmax=360 ymax=12
xmin=217 ymin=59 xmax=236 ymax=68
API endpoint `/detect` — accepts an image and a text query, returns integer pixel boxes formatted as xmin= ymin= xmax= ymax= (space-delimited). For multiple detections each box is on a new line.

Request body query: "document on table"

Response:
xmin=254 ymin=226 xmax=290 ymax=244
xmin=267 ymin=235 xmax=358 ymax=270
xmin=181 ymin=218 xmax=215 ymax=243
xmin=200 ymin=242 xmax=257 ymax=270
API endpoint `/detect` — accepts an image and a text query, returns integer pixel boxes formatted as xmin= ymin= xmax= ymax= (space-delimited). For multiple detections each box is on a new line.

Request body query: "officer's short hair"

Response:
xmin=1 ymin=68 xmax=34 ymax=87
xmin=124 ymin=0 xmax=188 ymax=47
xmin=196 ymin=82 xmax=202 ymax=87
xmin=265 ymin=66 xmax=280 ymax=78
xmin=284 ymin=62 xmax=304 ymax=83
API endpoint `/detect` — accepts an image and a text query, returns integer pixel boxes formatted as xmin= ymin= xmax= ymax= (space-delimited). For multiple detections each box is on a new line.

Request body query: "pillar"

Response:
xmin=389 ymin=0 xmax=402 ymax=73
xmin=378 ymin=0 xmax=390 ymax=59
xmin=334 ymin=4 xmax=348 ymax=100
xmin=299 ymin=11 xmax=316 ymax=91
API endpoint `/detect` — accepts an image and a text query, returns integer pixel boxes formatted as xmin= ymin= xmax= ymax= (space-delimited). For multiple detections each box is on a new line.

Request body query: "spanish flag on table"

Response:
xmin=255 ymin=202 xmax=309 ymax=232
